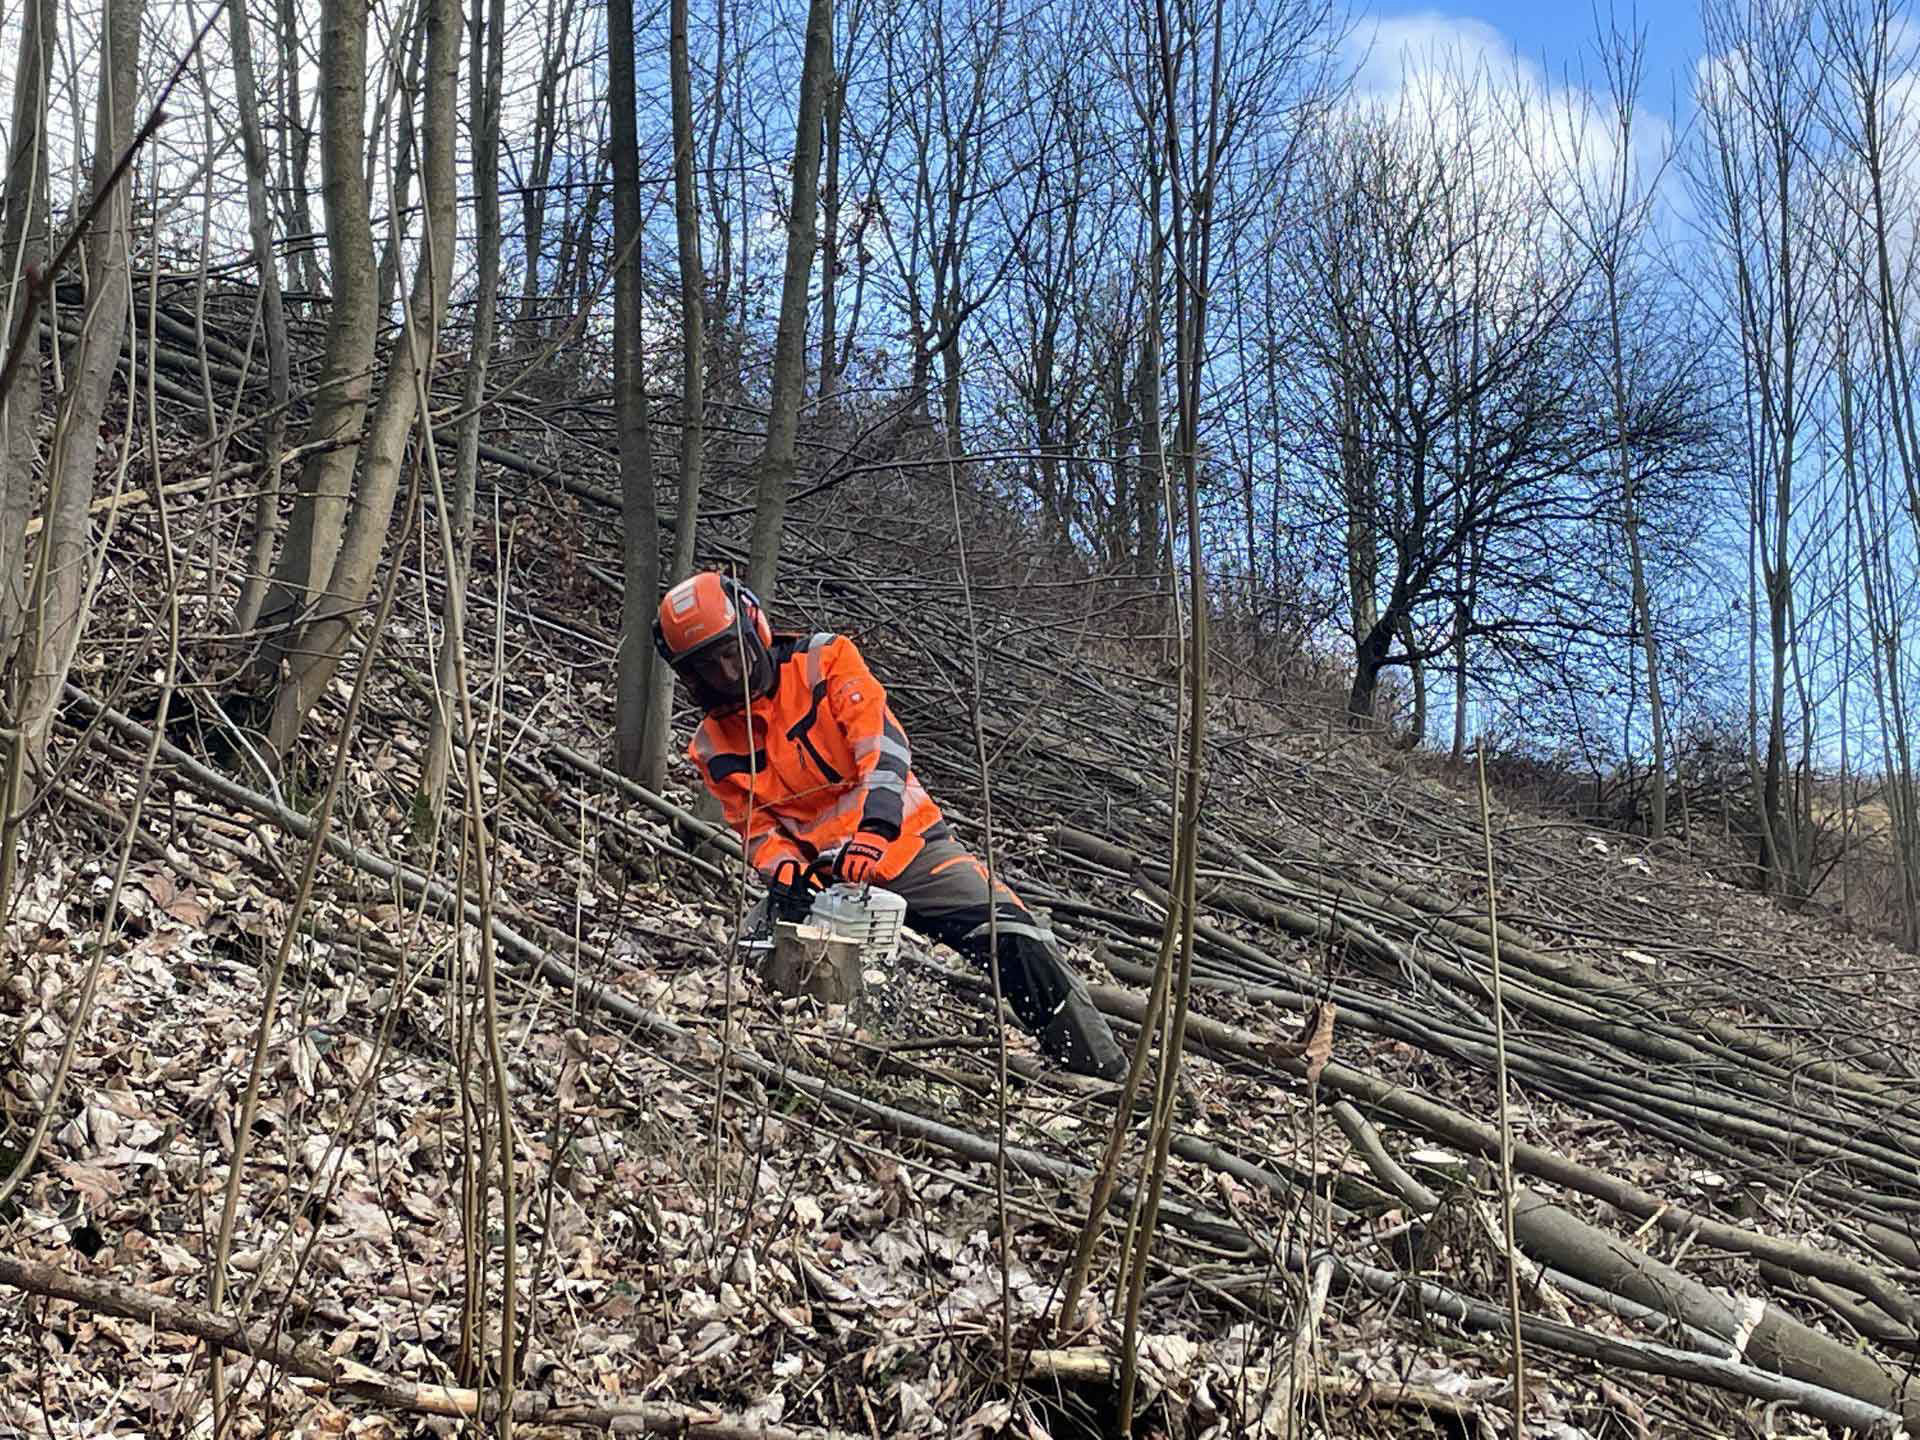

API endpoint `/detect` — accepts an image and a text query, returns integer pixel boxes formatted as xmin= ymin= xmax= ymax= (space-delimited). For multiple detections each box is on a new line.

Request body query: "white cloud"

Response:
xmin=1335 ymin=11 xmax=1680 ymax=242
xmin=1347 ymin=12 xmax=1525 ymax=102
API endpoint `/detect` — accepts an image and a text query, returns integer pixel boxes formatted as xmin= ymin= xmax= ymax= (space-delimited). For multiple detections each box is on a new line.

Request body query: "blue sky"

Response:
xmin=1349 ymin=3 xmax=1706 ymax=122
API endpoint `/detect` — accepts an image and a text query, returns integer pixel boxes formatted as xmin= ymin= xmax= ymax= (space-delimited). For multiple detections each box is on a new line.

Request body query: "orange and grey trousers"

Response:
xmin=883 ymin=822 xmax=1077 ymax=1035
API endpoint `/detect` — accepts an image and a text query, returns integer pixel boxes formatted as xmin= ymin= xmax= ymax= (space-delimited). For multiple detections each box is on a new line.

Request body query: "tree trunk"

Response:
xmin=17 ymin=0 xmax=145 ymax=768
xmin=633 ymin=0 xmax=711 ymax=787
xmin=667 ymin=0 xmax=705 ymax=579
xmin=1337 ymin=363 xmax=1378 ymax=661
xmin=0 ymin=0 xmax=55 ymax=675
xmin=1400 ymin=611 xmax=1426 ymax=752
xmin=420 ymin=0 xmax=506 ymax=815
xmin=1610 ymin=270 xmax=1667 ymax=840
xmin=276 ymin=0 xmax=323 ymax=298
xmin=566 ymin=172 xmax=606 ymax=321
xmin=514 ymin=0 xmax=573 ymax=340
xmin=704 ymin=0 xmax=733 ymax=388
xmin=374 ymin=14 xmax=426 ymax=320
xmin=1450 ymin=603 xmax=1469 ymax=764
xmin=609 ymin=0 xmax=663 ymax=782
xmin=262 ymin=0 xmax=458 ymax=757
xmin=744 ymin=0 xmax=833 ymax=604
xmin=818 ymin=57 xmax=845 ymax=409
xmin=228 ymin=0 xmax=294 ymax=637
xmin=249 ymin=0 xmax=379 ymax=669
xmin=1762 ymin=564 xmax=1792 ymax=892
xmin=1134 ymin=230 xmax=1166 ymax=600
xmin=1347 ymin=617 xmax=1392 ymax=724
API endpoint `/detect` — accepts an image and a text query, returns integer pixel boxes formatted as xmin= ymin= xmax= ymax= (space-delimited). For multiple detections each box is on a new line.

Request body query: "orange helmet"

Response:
xmin=652 ymin=571 xmax=776 ymax=712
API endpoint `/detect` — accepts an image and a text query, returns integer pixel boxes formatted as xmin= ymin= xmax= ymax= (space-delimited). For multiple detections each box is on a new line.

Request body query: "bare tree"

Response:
xmin=276 ymin=0 xmax=325 ymax=298
xmin=247 ymin=0 xmax=380 ymax=702
xmin=1287 ymin=89 xmax=1618 ymax=725
xmin=229 ymin=0 xmax=296 ymax=636
xmin=744 ymin=0 xmax=833 ymax=603
xmin=993 ymin=35 xmax=1146 ymax=564
xmin=249 ymin=0 xmax=460 ymax=757
xmin=1588 ymin=29 xmax=1673 ymax=834
xmin=816 ymin=0 xmax=851 ymax=408
xmin=609 ymin=0 xmax=664 ymax=781
xmin=374 ymin=7 xmax=429 ymax=320
xmin=0 ymin=0 xmax=56 ymax=673
xmin=16 ymin=0 xmax=148 ymax=767
xmin=510 ymin=0 xmax=581 ymax=343
xmin=1820 ymin=0 xmax=1920 ymax=941
xmin=421 ymin=0 xmax=509 ymax=813
xmin=632 ymin=0 xmax=713 ymax=786
xmin=1694 ymin=0 xmax=1827 ymax=894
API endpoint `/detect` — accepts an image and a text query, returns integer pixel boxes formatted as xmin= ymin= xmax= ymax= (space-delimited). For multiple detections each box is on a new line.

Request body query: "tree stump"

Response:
xmin=760 ymin=921 xmax=864 ymax=1005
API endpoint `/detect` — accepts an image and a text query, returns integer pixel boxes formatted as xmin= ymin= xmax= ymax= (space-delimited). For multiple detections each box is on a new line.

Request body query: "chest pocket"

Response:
xmin=785 ymin=679 xmax=844 ymax=784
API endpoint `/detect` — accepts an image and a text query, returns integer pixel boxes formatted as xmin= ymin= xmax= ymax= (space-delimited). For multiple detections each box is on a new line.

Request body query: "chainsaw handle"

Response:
xmin=770 ymin=857 xmax=836 ymax=891
xmin=768 ymin=856 xmax=837 ymax=924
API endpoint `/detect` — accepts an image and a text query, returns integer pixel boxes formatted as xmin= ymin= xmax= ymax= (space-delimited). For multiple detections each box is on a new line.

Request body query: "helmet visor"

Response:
xmin=689 ymin=646 xmax=750 ymax=698
xmin=673 ymin=631 xmax=774 ymax=712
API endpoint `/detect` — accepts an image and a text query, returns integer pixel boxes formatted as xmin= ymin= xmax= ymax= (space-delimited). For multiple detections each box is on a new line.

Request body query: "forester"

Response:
xmin=654 ymin=570 xmax=1127 ymax=1080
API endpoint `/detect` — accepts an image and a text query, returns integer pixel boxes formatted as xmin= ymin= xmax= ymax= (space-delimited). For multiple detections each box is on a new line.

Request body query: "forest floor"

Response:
xmin=4 ymin=405 xmax=1920 ymax=1440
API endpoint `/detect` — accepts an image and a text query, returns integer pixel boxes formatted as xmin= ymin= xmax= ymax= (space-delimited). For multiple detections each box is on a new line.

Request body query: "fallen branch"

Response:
xmin=1017 ymin=1346 xmax=1481 ymax=1420
xmin=0 ymin=1252 xmax=853 ymax=1438
xmin=1085 ymin=981 xmax=1920 ymax=1335
xmin=1277 ymin=1245 xmax=1905 ymax=1437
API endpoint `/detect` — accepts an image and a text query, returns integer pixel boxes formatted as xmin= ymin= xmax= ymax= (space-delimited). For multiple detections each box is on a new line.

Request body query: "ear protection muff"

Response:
xmin=730 ymin=580 xmax=773 ymax=649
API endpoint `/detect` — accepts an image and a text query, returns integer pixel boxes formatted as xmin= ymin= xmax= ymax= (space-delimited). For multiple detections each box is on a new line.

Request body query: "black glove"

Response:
xmin=769 ymin=858 xmax=814 ymax=923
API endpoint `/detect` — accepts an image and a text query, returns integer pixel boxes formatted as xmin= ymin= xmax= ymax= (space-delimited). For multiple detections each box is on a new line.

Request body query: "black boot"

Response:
xmin=964 ymin=918 xmax=1129 ymax=1081
xmin=1039 ymin=979 xmax=1127 ymax=1080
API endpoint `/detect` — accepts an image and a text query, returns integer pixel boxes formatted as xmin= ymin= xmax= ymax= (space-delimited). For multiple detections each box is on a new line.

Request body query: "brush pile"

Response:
xmin=2 ymin=292 xmax=1918 ymax=1437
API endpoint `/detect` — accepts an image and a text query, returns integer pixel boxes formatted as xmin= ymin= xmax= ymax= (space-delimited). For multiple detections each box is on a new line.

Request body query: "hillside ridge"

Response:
xmin=5 ymin=442 xmax=1919 ymax=1438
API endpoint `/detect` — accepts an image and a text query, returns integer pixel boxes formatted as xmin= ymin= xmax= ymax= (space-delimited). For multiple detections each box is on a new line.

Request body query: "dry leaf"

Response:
xmin=1299 ymin=1002 xmax=1335 ymax=1088
xmin=165 ymin=894 xmax=211 ymax=927
xmin=1598 ymin=1378 xmax=1650 ymax=1439
xmin=57 ymin=1159 xmax=126 ymax=1210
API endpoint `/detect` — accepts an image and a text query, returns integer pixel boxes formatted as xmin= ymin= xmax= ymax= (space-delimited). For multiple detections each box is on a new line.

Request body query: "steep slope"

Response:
xmin=4 ymin=425 xmax=1919 ymax=1440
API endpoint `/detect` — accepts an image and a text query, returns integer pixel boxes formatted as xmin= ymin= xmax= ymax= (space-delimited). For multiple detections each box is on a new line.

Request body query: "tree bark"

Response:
xmin=704 ymin=0 xmax=734 ymax=388
xmin=1399 ymin=611 xmax=1426 ymax=751
xmin=1347 ymin=616 xmax=1391 ymax=722
xmin=275 ymin=0 xmax=323 ymax=298
xmin=513 ymin=0 xmax=575 ymax=340
xmin=17 ymin=0 xmax=145 ymax=768
xmin=634 ymin=0 xmax=712 ymax=787
xmin=1133 ymin=204 xmax=1166 ymax=605
xmin=261 ymin=0 xmax=458 ymax=757
xmin=609 ymin=0 xmax=663 ymax=782
xmin=818 ymin=54 xmax=846 ymax=409
xmin=1615 ymin=299 xmax=1667 ymax=838
xmin=249 ymin=0 xmax=379 ymax=672
xmin=374 ymin=13 xmax=427 ymax=320
xmin=745 ymin=0 xmax=833 ymax=604
xmin=0 ymin=0 xmax=55 ymax=675
xmin=228 ymin=0 xmax=295 ymax=637
xmin=666 ymin=7 xmax=706 ymax=534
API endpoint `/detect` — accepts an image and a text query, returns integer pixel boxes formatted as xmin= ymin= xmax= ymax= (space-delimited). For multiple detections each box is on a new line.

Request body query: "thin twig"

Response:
xmin=1478 ymin=738 xmax=1526 ymax=1437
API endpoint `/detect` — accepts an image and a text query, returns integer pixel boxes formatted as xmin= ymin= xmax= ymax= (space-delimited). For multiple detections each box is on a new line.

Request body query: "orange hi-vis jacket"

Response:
xmin=689 ymin=632 xmax=941 ymax=879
